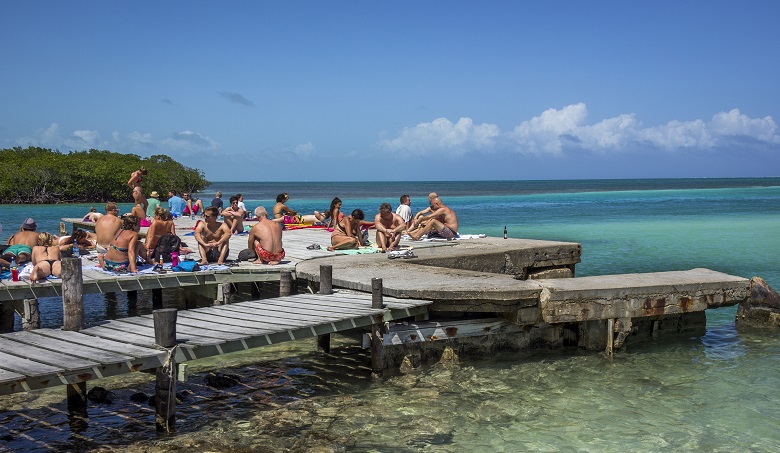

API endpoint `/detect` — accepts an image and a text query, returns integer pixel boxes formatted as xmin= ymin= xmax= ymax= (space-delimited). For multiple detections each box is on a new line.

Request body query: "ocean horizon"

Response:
xmin=1 ymin=177 xmax=780 ymax=451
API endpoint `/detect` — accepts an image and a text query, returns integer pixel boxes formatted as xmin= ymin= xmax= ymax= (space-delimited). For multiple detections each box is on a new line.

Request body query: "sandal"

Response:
xmin=306 ymin=244 xmax=321 ymax=250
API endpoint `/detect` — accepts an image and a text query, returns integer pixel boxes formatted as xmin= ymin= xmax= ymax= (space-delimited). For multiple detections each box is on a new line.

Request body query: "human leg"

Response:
xmin=217 ymin=244 xmax=230 ymax=264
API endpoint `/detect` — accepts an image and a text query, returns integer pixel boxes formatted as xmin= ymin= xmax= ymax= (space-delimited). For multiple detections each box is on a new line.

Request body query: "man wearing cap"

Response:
xmin=146 ymin=191 xmax=161 ymax=218
xmin=95 ymin=203 xmax=123 ymax=254
xmin=1 ymin=218 xmax=39 ymax=266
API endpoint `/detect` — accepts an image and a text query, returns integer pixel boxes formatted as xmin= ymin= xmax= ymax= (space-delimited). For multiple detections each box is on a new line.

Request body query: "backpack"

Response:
xmin=153 ymin=234 xmax=181 ymax=263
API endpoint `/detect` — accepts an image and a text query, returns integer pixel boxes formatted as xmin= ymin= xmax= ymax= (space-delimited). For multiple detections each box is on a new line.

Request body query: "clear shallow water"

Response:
xmin=1 ymin=178 xmax=779 ymax=451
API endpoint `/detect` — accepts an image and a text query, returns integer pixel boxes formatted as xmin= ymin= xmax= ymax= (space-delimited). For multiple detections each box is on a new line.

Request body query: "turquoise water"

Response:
xmin=1 ymin=178 xmax=779 ymax=451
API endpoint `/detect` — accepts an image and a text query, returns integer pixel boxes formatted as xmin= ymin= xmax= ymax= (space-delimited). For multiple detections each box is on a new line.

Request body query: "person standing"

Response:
xmin=168 ymin=190 xmax=185 ymax=218
xmin=210 ymin=191 xmax=224 ymax=214
xmin=395 ymin=194 xmax=412 ymax=229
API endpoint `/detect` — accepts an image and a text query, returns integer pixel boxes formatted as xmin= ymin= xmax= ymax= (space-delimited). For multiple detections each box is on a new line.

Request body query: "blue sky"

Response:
xmin=2 ymin=1 xmax=779 ymax=181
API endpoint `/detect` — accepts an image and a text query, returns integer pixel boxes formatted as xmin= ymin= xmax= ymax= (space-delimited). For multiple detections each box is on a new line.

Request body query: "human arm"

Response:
xmin=127 ymin=235 xmax=138 ymax=272
xmin=127 ymin=172 xmax=137 ymax=188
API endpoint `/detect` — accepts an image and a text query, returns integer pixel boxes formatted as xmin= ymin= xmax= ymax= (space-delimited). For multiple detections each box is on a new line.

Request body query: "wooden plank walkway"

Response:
xmin=0 ymin=291 xmax=431 ymax=395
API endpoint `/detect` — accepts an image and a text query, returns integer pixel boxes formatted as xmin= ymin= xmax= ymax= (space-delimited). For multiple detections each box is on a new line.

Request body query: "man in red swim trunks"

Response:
xmin=247 ymin=206 xmax=285 ymax=265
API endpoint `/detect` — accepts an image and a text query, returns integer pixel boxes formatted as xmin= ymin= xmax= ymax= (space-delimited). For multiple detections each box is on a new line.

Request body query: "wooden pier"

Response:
xmin=0 ymin=290 xmax=429 ymax=396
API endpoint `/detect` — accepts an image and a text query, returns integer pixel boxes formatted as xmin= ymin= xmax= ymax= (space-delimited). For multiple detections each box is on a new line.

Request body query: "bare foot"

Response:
xmin=251 ymin=259 xmax=264 ymax=265
xmin=327 ymin=246 xmax=335 ymax=251
xmin=198 ymin=261 xmax=208 ymax=265
xmin=268 ymin=261 xmax=280 ymax=265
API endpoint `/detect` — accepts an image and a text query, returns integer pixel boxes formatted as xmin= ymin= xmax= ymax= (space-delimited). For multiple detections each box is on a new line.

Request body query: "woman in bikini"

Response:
xmin=128 ymin=166 xmax=148 ymax=212
xmin=328 ymin=209 xmax=365 ymax=251
xmin=98 ymin=215 xmax=141 ymax=273
xmin=30 ymin=232 xmax=62 ymax=282
xmin=145 ymin=207 xmax=176 ymax=260
xmin=315 ymin=197 xmax=344 ymax=230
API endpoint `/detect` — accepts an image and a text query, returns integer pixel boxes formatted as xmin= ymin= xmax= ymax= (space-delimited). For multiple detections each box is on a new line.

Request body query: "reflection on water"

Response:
xmin=3 ymin=320 xmax=780 ymax=452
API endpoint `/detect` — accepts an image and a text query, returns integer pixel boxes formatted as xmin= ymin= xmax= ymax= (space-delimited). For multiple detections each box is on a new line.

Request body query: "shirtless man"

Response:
xmin=1 ymin=218 xmax=39 ymax=267
xmin=374 ymin=202 xmax=406 ymax=252
xmin=223 ymin=196 xmax=246 ymax=234
xmin=194 ymin=206 xmax=232 ymax=264
xmin=95 ymin=203 xmax=123 ymax=254
xmin=247 ymin=206 xmax=285 ymax=265
xmin=408 ymin=197 xmax=459 ymax=240
xmin=410 ymin=192 xmax=439 ymax=230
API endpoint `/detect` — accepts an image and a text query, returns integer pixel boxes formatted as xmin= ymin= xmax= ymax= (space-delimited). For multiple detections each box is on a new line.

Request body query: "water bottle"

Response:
xmin=171 ymin=252 xmax=179 ymax=267
xmin=503 ymin=226 xmax=507 ymax=239
xmin=10 ymin=257 xmax=18 ymax=282
xmin=190 ymin=211 xmax=195 ymax=221
xmin=72 ymin=240 xmax=80 ymax=258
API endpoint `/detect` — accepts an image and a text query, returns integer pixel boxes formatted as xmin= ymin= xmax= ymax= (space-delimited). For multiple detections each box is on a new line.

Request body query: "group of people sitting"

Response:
xmin=1 ymin=218 xmax=94 ymax=282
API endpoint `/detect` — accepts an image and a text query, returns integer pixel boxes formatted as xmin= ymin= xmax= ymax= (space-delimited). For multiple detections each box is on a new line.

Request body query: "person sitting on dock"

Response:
xmin=395 ymin=194 xmax=413 ymax=229
xmin=409 ymin=197 xmax=459 ymax=240
xmin=328 ymin=209 xmax=365 ymax=251
xmin=247 ymin=206 xmax=285 ymax=265
xmin=167 ymin=190 xmax=185 ymax=218
xmin=145 ymin=207 xmax=176 ymax=261
xmin=182 ymin=192 xmax=205 ymax=217
xmin=98 ymin=214 xmax=142 ymax=273
xmin=194 ymin=207 xmax=231 ymax=265
xmin=223 ymin=196 xmax=246 ymax=235
xmin=146 ymin=191 xmax=161 ymax=219
xmin=410 ymin=192 xmax=438 ymax=230
xmin=30 ymin=232 xmax=62 ymax=282
xmin=374 ymin=202 xmax=406 ymax=253
xmin=1 ymin=218 xmax=40 ymax=267
xmin=272 ymin=193 xmax=321 ymax=225
xmin=131 ymin=201 xmax=146 ymax=222
xmin=316 ymin=197 xmax=344 ymax=229
xmin=95 ymin=203 xmax=123 ymax=254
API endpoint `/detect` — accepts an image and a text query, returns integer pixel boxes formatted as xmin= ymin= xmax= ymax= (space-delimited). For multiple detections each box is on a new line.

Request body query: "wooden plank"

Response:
xmin=164 ymin=312 xmax=279 ymax=337
xmin=0 ymin=350 xmax=64 ymax=377
xmin=79 ymin=325 xmax=159 ymax=348
xmin=30 ymin=329 xmax=165 ymax=359
xmin=111 ymin=317 xmax=245 ymax=342
xmin=174 ymin=310 xmax=302 ymax=331
xmin=0 ymin=337 xmax=99 ymax=371
xmin=221 ymin=301 xmax=379 ymax=325
xmin=181 ymin=306 xmax=317 ymax=330
xmin=0 ymin=367 xmax=24 ymax=383
xmin=230 ymin=297 xmax=380 ymax=317
xmin=2 ymin=331 xmax=135 ymax=364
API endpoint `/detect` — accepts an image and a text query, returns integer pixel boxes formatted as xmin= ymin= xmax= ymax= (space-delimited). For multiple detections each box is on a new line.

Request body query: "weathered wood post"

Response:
xmin=22 ymin=299 xmax=40 ymax=330
xmin=153 ymin=308 xmax=178 ymax=433
xmin=62 ymin=257 xmax=87 ymax=413
xmin=279 ymin=270 xmax=292 ymax=297
xmin=371 ymin=277 xmax=386 ymax=374
xmin=606 ymin=318 xmax=614 ymax=356
xmin=317 ymin=265 xmax=333 ymax=353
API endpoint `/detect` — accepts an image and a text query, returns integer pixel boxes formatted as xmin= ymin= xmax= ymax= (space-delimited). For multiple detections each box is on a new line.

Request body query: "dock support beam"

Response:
xmin=279 ymin=271 xmax=292 ymax=297
xmin=371 ymin=277 xmax=386 ymax=374
xmin=154 ymin=308 xmax=178 ymax=433
xmin=62 ymin=257 xmax=88 ymax=414
xmin=0 ymin=303 xmax=13 ymax=333
xmin=152 ymin=288 xmax=163 ymax=309
xmin=317 ymin=265 xmax=332 ymax=353
xmin=606 ymin=318 xmax=614 ymax=356
xmin=22 ymin=299 xmax=40 ymax=331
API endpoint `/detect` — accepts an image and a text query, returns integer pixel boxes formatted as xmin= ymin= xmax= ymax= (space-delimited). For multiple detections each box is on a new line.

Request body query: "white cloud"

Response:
xmin=380 ymin=117 xmax=500 ymax=157
xmin=161 ymin=130 xmax=220 ymax=154
xmin=65 ymin=129 xmax=103 ymax=149
xmin=379 ymin=104 xmax=780 ymax=157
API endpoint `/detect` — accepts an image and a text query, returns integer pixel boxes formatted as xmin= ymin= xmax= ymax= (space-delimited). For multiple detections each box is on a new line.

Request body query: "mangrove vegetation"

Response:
xmin=0 ymin=147 xmax=209 ymax=204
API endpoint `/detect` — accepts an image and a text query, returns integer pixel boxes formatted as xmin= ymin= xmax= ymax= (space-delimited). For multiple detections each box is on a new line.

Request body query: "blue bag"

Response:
xmin=172 ymin=261 xmax=200 ymax=272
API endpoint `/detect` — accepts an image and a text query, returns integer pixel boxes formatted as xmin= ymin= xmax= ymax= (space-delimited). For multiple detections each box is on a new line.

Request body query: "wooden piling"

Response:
xmin=279 ymin=270 xmax=292 ymax=297
xmin=606 ymin=318 xmax=614 ymax=356
xmin=22 ymin=299 xmax=40 ymax=331
xmin=316 ymin=265 xmax=333 ymax=353
xmin=371 ymin=277 xmax=386 ymax=374
xmin=319 ymin=265 xmax=333 ymax=295
xmin=153 ymin=308 xmax=178 ymax=433
xmin=62 ymin=257 xmax=87 ymax=413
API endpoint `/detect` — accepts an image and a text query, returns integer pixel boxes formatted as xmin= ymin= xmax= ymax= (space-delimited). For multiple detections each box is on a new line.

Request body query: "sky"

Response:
xmin=2 ymin=1 xmax=779 ymax=182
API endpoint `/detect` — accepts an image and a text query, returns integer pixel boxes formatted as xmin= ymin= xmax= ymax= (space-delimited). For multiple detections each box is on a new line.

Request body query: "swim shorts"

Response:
xmin=255 ymin=244 xmax=285 ymax=263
